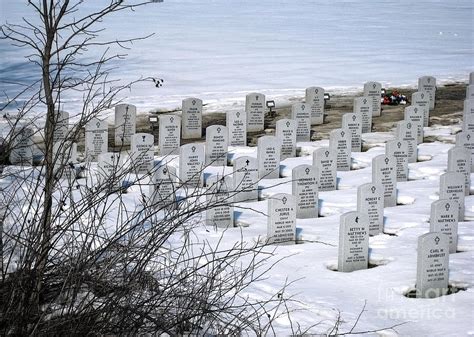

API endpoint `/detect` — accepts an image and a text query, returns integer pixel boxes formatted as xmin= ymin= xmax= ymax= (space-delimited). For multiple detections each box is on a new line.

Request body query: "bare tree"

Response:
xmin=0 ymin=1 xmax=297 ymax=335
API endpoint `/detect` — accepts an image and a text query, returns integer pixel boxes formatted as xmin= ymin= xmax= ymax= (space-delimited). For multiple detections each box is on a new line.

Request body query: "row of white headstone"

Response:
xmin=3 ymin=75 xmax=444 ymax=171
xmin=8 ymin=73 xmax=474 ymax=168
xmin=3 ymin=73 xmax=473 ymax=299
xmin=334 ymin=74 xmax=474 ymax=299
xmin=265 ymin=74 xmax=473 ymax=300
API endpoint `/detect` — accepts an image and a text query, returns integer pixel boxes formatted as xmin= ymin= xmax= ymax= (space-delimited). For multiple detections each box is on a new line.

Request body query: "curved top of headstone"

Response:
xmin=257 ymin=135 xmax=281 ymax=147
xmin=363 ymin=81 xmax=382 ymax=90
xmin=418 ymin=231 xmax=448 ymax=248
xmin=115 ymin=103 xmax=137 ymax=111
xmin=269 ymin=193 xmax=296 ymax=206
xmin=246 ymin=92 xmax=265 ymax=99
xmin=313 ymin=146 xmax=335 ymax=159
xmin=182 ymin=97 xmax=203 ymax=106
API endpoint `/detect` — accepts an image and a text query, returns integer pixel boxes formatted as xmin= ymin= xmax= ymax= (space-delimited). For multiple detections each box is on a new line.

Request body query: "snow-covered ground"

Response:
xmin=110 ymin=121 xmax=473 ymax=336
xmin=2 ymin=115 xmax=473 ymax=335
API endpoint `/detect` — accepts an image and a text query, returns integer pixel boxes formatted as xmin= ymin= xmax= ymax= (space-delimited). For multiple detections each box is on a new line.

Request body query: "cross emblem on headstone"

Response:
xmin=385 ymin=157 xmax=389 ymax=165
xmin=256 ymin=95 xmax=259 ymax=100
xmin=397 ymin=142 xmax=401 ymax=148
xmin=286 ymin=121 xmax=290 ymax=128
xmin=236 ymin=112 xmax=240 ymax=118
xmin=325 ymin=150 xmax=329 ymax=157
xmin=372 ymin=83 xmax=376 ymax=89
xmin=246 ymin=159 xmax=250 ymax=166
xmin=170 ymin=117 xmax=174 ymax=123
xmin=163 ymin=168 xmax=168 ymax=174
xmin=217 ymin=127 xmax=221 ymax=133
xmin=96 ymin=121 xmax=100 ymax=128
xmin=192 ymin=99 xmax=196 ymax=105
xmin=305 ymin=167 xmax=310 ymax=175
xmin=407 ymin=123 xmax=412 ymax=129
xmin=427 ymin=78 xmax=431 ymax=83
xmin=352 ymin=115 xmax=356 ymax=121
xmin=315 ymin=89 xmax=319 ymax=94
xmin=421 ymin=93 xmax=425 ymax=99
xmin=142 ymin=135 xmax=146 ymax=142
xmin=468 ymin=134 xmax=471 ymax=140
xmin=282 ymin=196 xmax=287 ymax=204
xmin=445 ymin=203 xmax=450 ymax=211
xmin=110 ymin=155 xmax=115 ymax=161
xmin=355 ymin=216 xmax=359 ymax=223
xmin=371 ymin=186 xmax=376 ymax=193
xmin=341 ymin=131 xmax=345 ymax=137
xmin=435 ymin=236 xmax=440 ymax=245
xmin=301 ymin=104 xmax=305 ymax=110
xmin=414 ymin=107 xmax=418 ymax=113
xmin=363 ymin=99 xmax=367 ymax=104
xmin=191 ymin=146 xmax=196 ymax=153
xmin=126 ymin=105 xmax=129 ymax=113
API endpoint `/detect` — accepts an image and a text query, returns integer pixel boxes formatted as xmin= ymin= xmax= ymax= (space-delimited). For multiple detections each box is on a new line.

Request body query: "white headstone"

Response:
xmin=179 ymin=143 xmax=205 ymax=187
xmin=416 ymin=232 xmax=449 ymax=298
xmin=130 ymin=133 xmax=154 ymax=175
xmin=395 ymin=121 xmax=417 ymax=163
xmin=430 ymin=199 xmax=459 ymax=254
xmin=206 ymin=175 xmax=234 ymax=228
xmin=158 ymin=115 xmax=181 ymax=155
xmin=182 ymin=98 xmax=202 ymax=139
xmin=233 ymin=156 xmax=259 ymax=202
xmin=363 ymin=81 xmax=382 ymax=117
xmin=404 ymin=106 xmax=424 ymax=144
xmin=342 ymin=113 xmax=362 ymax=152
xmin=463 ymin=99 xmax=474 ymax=132
xmin=312 ymin=147 xmax=337 ymax=191
xmin=276 ymin=119 xmax=297 ymax=160
xmin=53 ymin=110 xmax=69 ymax=142
xmin=150 ymin=165 xmax=177 ymax=209
xmin=439 ymin=172 xmax=465 ymax=221
xmin=353 ymin=96 xmax=373 ymax=133
xmin=411 ymin=91 xmax=431 ymax=127
xmin=227 ymin=111 xmax=247 ymax=147
xmin=85 ymin=118 xmax=108 ymax=162
xmin=357 ymin=183 xmax=384 ymax=236
xmin=305 ymin=86 xmax=325 ymax=125
xmin=466 ymin=85 xmax=474 ymax=100
xmin=205 ymin=125 xmax=228 ymax=166
xmin=447 ymin=146 xmax=470 ymax=195
xmin=455 ymin=131 xmax=474 ymax=171
xmin=470 ymin=72 xmax=474 ymax=85
xmin=338 ymin=211 xmax=369 ymax=272
xmin=385 ymin=139 xmax=409 ymax=182
xmin=464 ymin=99 xmax=474 ymax=116
xmin=291 ymin=102 xmax=311 ymax=142
xmin=257 ymin=136 xmax=281 ymax=179
xmin=292 ymin=164 xmax=319 ymax=219
xmin=329 ymin=128 xmax=351 ymax=171
xmin=372 ymin=154 xmax=397 ymax=207
xmin=267 ymin=193 xmax=296 ymax=245
xmin=9 ymin=126 xmax=33 ymax=165
xmin=246 ymin=93 xmax=265 ymax=132
xmin=53 ymin=141 xmax=78 ymax=173
xmin=418 ymin=76 xmax=436 ymax=110
xmin=115 ymin=104 xmax=136 ymax=147
xmin=97 ymin=152 xmax=123 ymax=188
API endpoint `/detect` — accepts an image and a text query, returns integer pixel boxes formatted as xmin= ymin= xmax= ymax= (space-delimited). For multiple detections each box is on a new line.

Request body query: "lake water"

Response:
xmin=0 ymin=0 xmax=472 ymax=119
